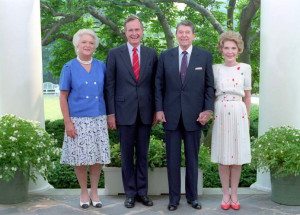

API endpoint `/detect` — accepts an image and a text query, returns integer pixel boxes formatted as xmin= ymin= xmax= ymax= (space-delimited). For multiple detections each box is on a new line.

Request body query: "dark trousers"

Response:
xmin=165 ymin=116 xmax=201 ymax=205
xmin=118 ymin=115 xmax=151 ymax=198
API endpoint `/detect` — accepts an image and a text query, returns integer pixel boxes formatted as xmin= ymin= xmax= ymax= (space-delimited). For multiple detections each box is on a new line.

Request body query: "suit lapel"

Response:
xmin=139 ymin=46 xmax=149 ymax=83
xmin=171 ymin=48 xmax=181 ymax=86
xmin=119 ymin=44 xmax=136 ymax=81
xmin=182 ymin=48 xmax=200 ymax=88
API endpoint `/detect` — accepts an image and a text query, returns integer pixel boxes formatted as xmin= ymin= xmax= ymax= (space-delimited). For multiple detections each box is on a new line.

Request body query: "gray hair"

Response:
xmin=72 ymin=29 xmax=100 ymax=53
xmin=124 ymin=15 xmax=144 ymax=31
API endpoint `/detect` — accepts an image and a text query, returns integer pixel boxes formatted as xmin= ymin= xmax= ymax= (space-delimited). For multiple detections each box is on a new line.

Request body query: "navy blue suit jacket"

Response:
xmin=155 ymin=46 xmax=214 ymax=131
xmin=105 ymin=44 xmax=158 ymax=125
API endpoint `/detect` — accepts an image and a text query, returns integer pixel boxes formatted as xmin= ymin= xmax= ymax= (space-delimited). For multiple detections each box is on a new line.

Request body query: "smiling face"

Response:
xmin=176 ymin=25 xmax=195 ymax=51
xmin=77 ymin=34 xmax=95 ymax=59
xmin=221 ymin=40 xmax=239 ymax=65
xmin=125 ymin=19 xmax=143 ymax=47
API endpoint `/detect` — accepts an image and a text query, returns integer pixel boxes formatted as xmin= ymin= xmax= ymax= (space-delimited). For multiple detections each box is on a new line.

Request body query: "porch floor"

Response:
xmin=1 ymin=188 xmax=299 ymax=215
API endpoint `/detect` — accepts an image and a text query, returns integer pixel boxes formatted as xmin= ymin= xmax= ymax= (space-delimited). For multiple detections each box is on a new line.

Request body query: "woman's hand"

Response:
xmin=65 ymin=120 xmax=77 ymax=138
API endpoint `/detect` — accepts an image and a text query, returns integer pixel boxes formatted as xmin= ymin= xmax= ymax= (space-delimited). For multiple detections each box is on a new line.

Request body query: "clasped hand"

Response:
xmin=197 ymin=110 xmax=213 ymax=125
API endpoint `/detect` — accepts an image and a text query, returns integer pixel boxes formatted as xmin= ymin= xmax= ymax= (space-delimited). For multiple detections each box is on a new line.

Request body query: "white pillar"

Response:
xmin=251 ymin=0 xmax=300 ymax=191
xmin=0 ymin=0 xmax=52 ymax=192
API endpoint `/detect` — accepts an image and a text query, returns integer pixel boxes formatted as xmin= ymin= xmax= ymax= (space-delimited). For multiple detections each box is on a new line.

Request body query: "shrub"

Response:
xmin=108 ymin=135 xmax=167 ymax=169
xmin=45 ymin=119 xmax=64 ymax=148
xmin=249 ymin=104 xmax=259 ymax=138
xmin=252 ymin=126 xmax=300 ymax=177
xmin=0 ymin=114 xmax=59 ymax=182
xmin=151 ymin=124 xmax=165 ymax=140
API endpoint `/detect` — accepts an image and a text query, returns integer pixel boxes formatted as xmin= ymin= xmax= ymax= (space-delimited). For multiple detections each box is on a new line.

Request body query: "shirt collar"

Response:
xmin=179 ymin=45 xmax=193 ymax=55
xmin=127 ymin=42 xmax=141 ymax=52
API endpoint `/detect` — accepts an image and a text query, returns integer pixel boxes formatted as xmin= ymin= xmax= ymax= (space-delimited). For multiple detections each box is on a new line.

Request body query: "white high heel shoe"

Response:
xmin=80 ymin=200 xmax=90 ymax=209
xmin=91 ymin=199 xmax=103 ymax=208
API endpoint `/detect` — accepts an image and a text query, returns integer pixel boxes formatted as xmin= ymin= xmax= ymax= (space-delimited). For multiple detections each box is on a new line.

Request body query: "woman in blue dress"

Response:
xmin=59 ymin=29 xmax=110 ymax=209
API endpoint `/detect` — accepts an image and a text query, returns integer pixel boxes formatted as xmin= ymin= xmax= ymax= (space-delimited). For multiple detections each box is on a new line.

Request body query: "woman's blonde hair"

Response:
xmin=218 ymin=31 xmax=244 ymax=54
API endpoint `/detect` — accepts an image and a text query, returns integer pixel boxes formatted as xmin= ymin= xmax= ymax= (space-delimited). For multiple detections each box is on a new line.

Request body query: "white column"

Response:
xmin=0 ymin=0 xmax=52 ymax=192
xmin=251 ymin=0 xmax=300 ymax=191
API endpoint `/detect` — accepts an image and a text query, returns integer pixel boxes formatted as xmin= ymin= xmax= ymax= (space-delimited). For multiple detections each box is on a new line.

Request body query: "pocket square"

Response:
xmin=195 ymin=67 xmax=203 ymax=70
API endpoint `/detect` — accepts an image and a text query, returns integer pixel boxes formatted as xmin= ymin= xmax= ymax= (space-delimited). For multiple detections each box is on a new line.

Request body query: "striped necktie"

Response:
xmin=180 ymin=51 xmax=188 ymax=84
xmin=132 ymin=47 xmax=140 ymax=80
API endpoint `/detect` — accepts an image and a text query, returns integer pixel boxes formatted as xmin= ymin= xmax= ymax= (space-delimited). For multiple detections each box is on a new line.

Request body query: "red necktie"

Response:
xmin=132 ymin=47 xmax=140 ymax=80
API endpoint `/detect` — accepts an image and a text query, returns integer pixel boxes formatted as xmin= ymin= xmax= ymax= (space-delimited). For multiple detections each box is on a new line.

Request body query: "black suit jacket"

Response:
xmin=155 ymin=46 xmax=214 ymax=131
xmin=105 ymin=44 xmax=158 ymax=125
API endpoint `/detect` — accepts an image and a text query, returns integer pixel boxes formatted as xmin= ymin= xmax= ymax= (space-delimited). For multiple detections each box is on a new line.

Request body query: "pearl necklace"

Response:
xmin=77 ymin=56 xmax=93 ymax=65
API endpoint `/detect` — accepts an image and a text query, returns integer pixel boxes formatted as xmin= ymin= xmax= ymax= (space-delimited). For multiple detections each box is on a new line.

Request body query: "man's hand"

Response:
xmin=156 ymin=111 xmax=166 ymax=123
xmin=107 ymin=115 xmax=117 ymax=130
xmin=197 ymin=110 xmax=213 ymax=125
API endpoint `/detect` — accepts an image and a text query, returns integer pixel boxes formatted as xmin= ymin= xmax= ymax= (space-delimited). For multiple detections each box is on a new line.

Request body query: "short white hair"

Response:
xmin=72 ymin=29 xmax=100 ymax=53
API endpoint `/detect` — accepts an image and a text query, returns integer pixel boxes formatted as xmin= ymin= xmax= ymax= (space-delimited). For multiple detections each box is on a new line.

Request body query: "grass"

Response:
xmin=44 ymin=95 xmax=62 ymax=121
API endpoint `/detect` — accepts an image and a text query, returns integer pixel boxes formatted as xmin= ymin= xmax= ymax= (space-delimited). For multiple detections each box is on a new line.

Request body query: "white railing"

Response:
xmin=43 ymin=82 xmax=59 ymax=95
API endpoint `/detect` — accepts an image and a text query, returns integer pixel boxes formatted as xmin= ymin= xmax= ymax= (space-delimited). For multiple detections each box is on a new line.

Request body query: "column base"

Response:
xmin=29 ymin=173 xmax=53 ymax=193
xmin=250 ymin=170 xmax=271 ymax=192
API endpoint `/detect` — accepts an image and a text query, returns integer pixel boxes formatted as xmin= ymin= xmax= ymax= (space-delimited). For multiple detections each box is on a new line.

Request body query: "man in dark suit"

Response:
xmin=105 ymin=15 xmax=157 ymax=208
xmin=155 ymin=20 xmax=214 ymax=211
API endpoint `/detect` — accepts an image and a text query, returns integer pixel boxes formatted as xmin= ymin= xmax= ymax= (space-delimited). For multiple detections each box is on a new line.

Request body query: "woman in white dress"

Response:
xmin=211 ymin=31 xmax=252 ymax=210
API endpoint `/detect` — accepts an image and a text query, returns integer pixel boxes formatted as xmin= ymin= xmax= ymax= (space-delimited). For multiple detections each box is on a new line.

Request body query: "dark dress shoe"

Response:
xmin=187 ymin=200 xmax=202 ymax=209
xmin=124 ymin=197 xmax=135 ymax=208
xmin=168 ymin=204 xmax=178 ymax=211
xmin=136 ymin=195 xmax=153 ymax=206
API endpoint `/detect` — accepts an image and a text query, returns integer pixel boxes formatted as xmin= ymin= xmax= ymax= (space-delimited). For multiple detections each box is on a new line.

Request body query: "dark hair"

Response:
xmin=176 ymin=20 xmax=195 ymax=33
xmin=124 ymin=15 xmax=144 ymax=30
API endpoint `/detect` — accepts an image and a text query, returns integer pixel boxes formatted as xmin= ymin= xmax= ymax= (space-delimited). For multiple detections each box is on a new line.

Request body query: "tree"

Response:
xmin=41 ymin=0 xmax=260 ymax=92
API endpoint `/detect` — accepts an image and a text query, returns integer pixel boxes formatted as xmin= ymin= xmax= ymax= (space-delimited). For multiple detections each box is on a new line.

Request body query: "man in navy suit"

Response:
xmin=155 ymin=20 xmax=214 ymax=211
xmin=105 ymin=15 xmax=157 ymax=208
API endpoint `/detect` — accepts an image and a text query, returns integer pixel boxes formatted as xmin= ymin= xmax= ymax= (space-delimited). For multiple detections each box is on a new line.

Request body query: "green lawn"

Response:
xmin=44 ymin=95 xmax=62 ymax=121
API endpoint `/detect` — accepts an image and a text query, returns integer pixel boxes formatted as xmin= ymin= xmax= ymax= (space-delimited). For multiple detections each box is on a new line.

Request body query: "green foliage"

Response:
xmin=252 ymin=126 xmax=300 ymax=177
xmin=236 ymin=0 xmax=261 ymax=93
xmin=199 ymin=144 xmax=220 ymax=187
xmin=151 ymin=124 xmax=165 ymax=140
xmin=47 ymin=159 xmax=78 ymax=188
xmin=108 ymin=135 xmax=167 ymax=169
xmin=148 ymin=136 xmax=166 ymax=169
xmin=48 ymin=39 xmax=76 ymax=77
xmin=239 ymin=164 xmax=256 ymax=187
xmin=0 ymin=114 xmax=60 ymax=182
xmin=45 ymin=119 xmax=65 ymax=148
xmin=108 ymin=129 xmax=120 ymax=145
xmin=249 ymin=104 xmax=259 ymax=138
xmin=108 ymin=143 xmax=122 ymax=167
xmin=41 ymin=1 xmax=261 ymax=94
